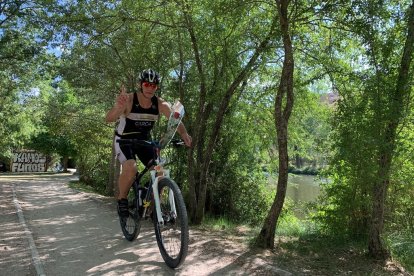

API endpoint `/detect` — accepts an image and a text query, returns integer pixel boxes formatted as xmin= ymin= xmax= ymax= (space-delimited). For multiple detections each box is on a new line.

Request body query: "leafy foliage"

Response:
xmin=2 ymin=0 xmax=413 ymax=268
xmin=313 ymin=2 xmax=414 ymax=254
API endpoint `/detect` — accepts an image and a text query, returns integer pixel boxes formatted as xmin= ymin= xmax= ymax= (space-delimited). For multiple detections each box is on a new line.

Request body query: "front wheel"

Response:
xmin=153 ymin=178 xmax=189 ymax=268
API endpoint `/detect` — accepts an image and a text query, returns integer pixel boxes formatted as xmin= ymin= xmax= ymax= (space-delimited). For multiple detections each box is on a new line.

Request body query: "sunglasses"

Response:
xmin=142 ymin=82 xmax=157 ymax=88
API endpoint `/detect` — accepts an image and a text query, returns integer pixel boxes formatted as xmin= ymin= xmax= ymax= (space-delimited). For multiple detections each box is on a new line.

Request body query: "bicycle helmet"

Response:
xmin=139 ymin=68 xmax=160 ymax=84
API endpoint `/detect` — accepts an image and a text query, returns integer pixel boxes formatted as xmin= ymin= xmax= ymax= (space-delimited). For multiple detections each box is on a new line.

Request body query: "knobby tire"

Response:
xmin=120 ymin=197 xmax=141 ymax=241
xmin=153 ymin=178 xmax=189 ymax=268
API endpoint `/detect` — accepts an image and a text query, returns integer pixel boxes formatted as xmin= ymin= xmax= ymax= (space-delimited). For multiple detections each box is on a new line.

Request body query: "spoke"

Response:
xmin=158 ymin=186 xmax=182 ymax=257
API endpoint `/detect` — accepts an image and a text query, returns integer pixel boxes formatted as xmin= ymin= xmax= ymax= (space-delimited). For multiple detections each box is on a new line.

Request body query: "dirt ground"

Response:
xmin=0 ymin=173 xmax=411 ymax=276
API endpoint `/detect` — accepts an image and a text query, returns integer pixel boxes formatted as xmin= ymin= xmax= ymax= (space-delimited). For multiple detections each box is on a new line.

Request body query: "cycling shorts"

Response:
xmin=114 ymin=136 xmax=155 ymax=167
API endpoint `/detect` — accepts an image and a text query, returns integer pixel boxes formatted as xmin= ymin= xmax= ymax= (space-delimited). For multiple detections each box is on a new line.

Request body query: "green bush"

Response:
xmin=209 ymin=169 xmax=274 ymax=225
xmin=385 ymin=231 xmax=414 ymax=273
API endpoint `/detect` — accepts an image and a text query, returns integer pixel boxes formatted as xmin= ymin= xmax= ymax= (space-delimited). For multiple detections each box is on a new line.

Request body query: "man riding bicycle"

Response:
xmin=105 ymin=69 xmax=192 ymax=218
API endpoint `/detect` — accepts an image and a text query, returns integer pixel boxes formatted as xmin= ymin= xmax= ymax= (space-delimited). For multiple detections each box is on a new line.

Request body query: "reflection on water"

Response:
xmin=268 ymin=174 xmax=323 ymax=203
xmin=287 ymin=174 xmax=321 ymax=203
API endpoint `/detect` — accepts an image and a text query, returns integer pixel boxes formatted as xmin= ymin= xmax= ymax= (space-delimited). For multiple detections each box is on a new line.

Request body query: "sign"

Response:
xmin=12 ymin=150 xmax=47 ymax=172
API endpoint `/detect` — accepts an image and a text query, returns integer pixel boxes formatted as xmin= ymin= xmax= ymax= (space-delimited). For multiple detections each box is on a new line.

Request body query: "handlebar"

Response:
xmin=171 ymin=139 xmax=185 ymax=147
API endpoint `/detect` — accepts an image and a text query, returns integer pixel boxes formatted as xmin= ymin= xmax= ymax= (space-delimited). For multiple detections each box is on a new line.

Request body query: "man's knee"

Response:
xmin=121 ymin=160 xmax=137 ymax=176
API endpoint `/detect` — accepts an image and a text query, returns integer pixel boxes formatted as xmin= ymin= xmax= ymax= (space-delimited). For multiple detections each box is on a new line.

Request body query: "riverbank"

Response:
xmin=66 ymin=178 xmax=412 ymax=275
xmin=198 ymin=217 xmax=411 ymax=275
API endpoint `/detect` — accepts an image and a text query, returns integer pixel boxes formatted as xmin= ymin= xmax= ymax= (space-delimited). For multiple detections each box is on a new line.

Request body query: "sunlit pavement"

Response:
xmin=0 ymin=173 xmax=291 ymax=275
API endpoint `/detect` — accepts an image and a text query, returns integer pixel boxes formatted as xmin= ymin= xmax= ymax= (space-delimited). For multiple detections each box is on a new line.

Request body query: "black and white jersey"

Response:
xmin=116 ymin=93 xmax=159 ymax=139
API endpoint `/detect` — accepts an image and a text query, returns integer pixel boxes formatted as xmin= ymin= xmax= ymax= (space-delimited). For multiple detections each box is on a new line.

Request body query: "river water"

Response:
xmin=269 ymin=174 xmax=322 ymax=203
xmin=287 ymin=174 xmax=322 ymax=203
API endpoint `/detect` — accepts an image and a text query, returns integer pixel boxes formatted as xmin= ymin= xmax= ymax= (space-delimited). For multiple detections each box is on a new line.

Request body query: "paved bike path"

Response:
xmin=0 ymin=173 xmax=170 ymax=275
xmin=0 ymin=173 xmax=291 ymax=276
xmin=0 ymin=177 xmax=36 ymax=275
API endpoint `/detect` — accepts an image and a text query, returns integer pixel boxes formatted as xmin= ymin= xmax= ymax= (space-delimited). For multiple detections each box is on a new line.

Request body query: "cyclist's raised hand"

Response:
xmin=105 ymin=85 xmax=129 ymax=122
xmin=115 ymin=85 xmax=128 ymax=110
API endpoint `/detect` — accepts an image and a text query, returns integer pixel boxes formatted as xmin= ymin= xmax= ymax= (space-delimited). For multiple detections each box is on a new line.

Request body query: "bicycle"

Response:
xmin=115 ymin=101 xmax=189 ymax=269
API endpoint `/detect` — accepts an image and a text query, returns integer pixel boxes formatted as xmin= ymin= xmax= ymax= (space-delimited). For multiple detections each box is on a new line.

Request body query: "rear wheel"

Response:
xmin=153 ymin=178 xmax=189 ymax=268
xmin=119 ymin=198 xmax=141 ymax=241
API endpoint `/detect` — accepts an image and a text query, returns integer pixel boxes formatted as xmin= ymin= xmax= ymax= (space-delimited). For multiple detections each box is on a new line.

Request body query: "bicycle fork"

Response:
xmin=147 ymin=170 xmax=177 ymax=227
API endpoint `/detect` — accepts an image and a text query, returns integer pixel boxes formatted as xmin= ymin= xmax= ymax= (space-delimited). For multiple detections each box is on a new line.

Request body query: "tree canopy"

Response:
xmin=1 ymin=0 xmax=413 ymax=267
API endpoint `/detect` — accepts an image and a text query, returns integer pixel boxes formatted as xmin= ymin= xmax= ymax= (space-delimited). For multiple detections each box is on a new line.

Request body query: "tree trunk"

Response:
xmin=256 ymin=0 xmax=294 ymax=249
xmin=368 ymin=152 xmax=392 ymax=259
xmin=62 ymin=156 xmax=69 ymax=172
xmin=368 ymin=1 xmax=414 ymax=259
xmin=106 ymin=135 xmax=120 ymax=197
xmin=257 ymin=121 xmax=290 ymax=248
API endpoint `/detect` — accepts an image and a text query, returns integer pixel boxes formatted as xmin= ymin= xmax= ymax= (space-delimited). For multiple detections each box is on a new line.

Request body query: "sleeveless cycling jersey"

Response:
xmin=116 ymin=93 xmax=159 ymax=139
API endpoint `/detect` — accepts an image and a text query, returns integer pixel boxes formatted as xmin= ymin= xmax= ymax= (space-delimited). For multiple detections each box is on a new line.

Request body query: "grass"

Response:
xmin=272 ymin=235 xmax=408 ymax=275
xmin=386 ymin=231 xmax=414 ymax=273
xmin=198 ymin=215 xmax=411 ymax=275
xmin=276 ymin=212 xmax=311 ymax=237
xmin=199 ymin=215 xmax=240 ymax=232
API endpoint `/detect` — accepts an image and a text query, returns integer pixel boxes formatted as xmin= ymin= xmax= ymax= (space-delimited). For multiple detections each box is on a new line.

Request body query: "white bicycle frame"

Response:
xmin=149 ymin=100 xmax=184 ymax=226
xmin=150 ymin=169 xmax=177 ymax=226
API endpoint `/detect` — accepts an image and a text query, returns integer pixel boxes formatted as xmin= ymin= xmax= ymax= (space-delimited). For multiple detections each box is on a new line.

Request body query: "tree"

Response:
xmin=27 ymin=81 xmax=80 ymax=171
xmin=0 ymin=0 xmax=58 ymax=160
xmin=256 ymin=0 xmax=294 ymax=249
xmin=368 ymin=1 xmax=414 ymax=258
xmin=177 ymin=0 xmax=277 ymax=224
xmin=313 ymin=0 xmax=414 ymax=259
xmin=55 ymin=0 xmax=281 ymax=220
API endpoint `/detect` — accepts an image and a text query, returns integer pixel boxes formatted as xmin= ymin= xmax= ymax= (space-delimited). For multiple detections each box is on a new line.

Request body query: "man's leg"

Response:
xmin=117 ymin=159 xmax=137 ymax=218
xmin=118 ymin=159 xmax=137 ymax=200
